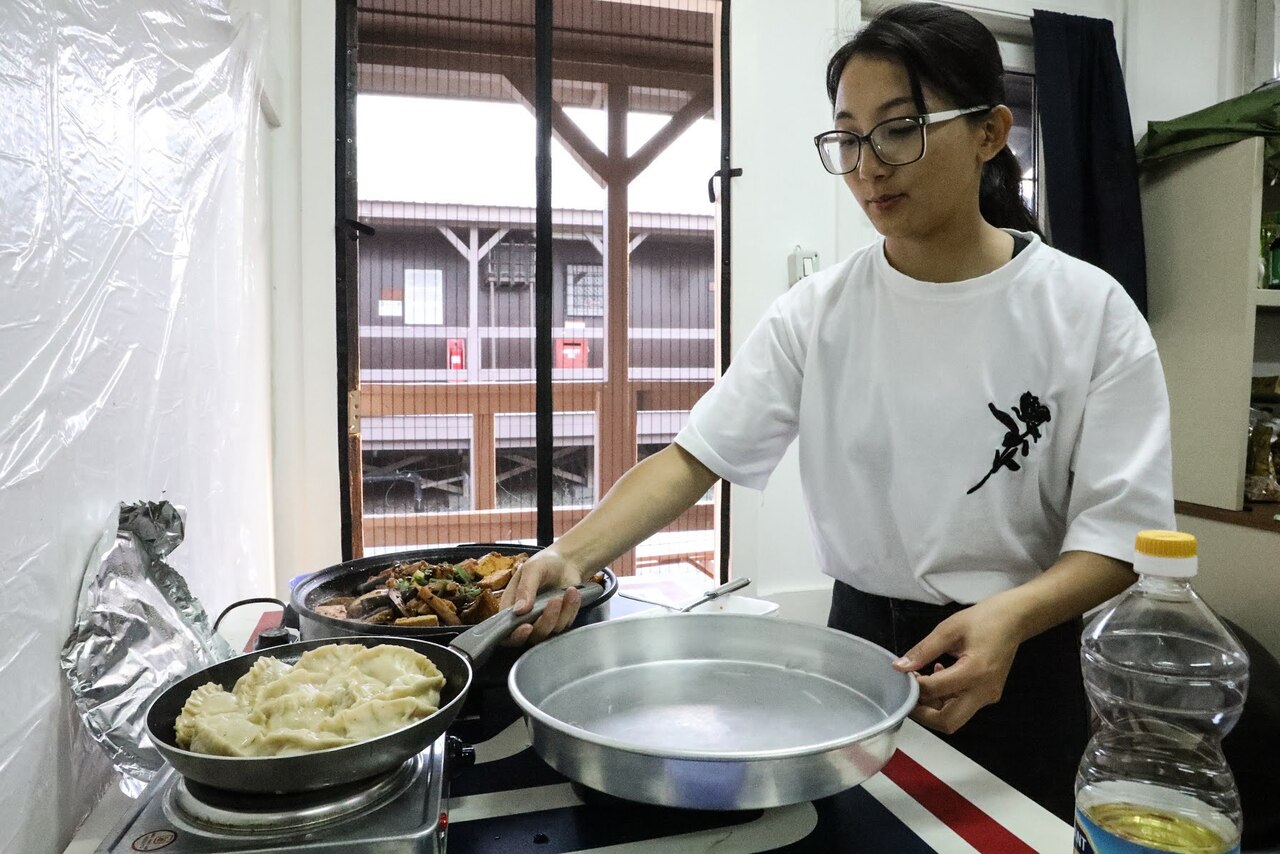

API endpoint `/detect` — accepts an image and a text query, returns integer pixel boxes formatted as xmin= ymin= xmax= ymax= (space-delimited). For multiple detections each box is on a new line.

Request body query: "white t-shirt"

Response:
xmin=675 ymin=231 xmax=1175 ymax=604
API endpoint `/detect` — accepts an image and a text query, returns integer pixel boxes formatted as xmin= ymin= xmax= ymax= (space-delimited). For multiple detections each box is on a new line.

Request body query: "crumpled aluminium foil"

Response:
xmin=60 ymin=501 xmax=234 ymax=794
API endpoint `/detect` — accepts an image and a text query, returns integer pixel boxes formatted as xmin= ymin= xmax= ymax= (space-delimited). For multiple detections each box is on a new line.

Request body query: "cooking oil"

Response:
xmin=1076 ymin=801 xmax=1235 ymax=854
xmin=1075 ymin=532 xmax=1247 ymax=854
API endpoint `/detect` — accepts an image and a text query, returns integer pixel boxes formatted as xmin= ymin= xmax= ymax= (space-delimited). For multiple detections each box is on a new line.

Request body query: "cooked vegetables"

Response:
xmin=317 ymin=552 xmax=530 ymax=627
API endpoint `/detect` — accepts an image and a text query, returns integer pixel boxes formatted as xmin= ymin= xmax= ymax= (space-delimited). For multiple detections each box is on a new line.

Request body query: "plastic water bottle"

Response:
xmin=1074 ymin=530 xmax=1250 ymax=854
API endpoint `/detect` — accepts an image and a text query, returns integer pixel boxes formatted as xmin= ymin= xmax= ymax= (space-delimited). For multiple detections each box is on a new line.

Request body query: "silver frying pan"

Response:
xmin=508 ymin=613 xmax=917 ymax=810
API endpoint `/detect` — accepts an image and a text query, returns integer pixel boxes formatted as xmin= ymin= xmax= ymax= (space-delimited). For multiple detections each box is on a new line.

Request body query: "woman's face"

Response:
xmin=833 ymin=54 xmax=991 ymax=240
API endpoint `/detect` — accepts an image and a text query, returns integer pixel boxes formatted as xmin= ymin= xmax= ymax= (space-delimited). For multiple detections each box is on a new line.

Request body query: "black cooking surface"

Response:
xmin=447 ymin=692 xmax=936 ymax=853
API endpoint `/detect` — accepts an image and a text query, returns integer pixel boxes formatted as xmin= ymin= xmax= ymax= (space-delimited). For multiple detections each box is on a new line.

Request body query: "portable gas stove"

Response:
xmin=96 ymin=735 xmax=472 ymax=854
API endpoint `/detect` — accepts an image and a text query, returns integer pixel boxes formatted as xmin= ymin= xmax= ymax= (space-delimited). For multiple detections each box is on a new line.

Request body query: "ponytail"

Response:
xmin=981 ymin=146 xmax=1042 ymax=237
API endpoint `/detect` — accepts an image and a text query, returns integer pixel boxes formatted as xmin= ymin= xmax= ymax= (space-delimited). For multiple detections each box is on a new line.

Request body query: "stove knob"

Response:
xmin=253 ymin=625 xmax=294 ymax=651
xmin=446 ymin=735 xmax=476 ymax=773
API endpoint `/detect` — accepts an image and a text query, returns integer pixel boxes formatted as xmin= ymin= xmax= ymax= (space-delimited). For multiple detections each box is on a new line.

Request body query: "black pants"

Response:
xmin=828 ymin=580 xmax=1088 ymax=822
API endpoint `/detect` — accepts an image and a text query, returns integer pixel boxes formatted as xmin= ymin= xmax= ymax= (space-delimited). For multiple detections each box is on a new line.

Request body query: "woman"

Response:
xmin=500 ymin=3 xmax=1173 ymax=822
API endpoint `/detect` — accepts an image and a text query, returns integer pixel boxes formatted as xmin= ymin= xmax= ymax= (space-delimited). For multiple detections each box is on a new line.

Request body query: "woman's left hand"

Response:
xmin=891 ymin=598 xmax=1024 ymax=734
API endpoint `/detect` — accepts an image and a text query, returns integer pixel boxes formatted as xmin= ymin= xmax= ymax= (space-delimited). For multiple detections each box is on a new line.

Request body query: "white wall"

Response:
xmin=1174 ymin=515 xmax=1280 ymax=657
xmin=1125 ymin=0 xmax=1253 ymax=141
xmin=723 ymin=0 xmax=869 ymax=616
xmin=264 ymin=0 xmax=344 ymax=592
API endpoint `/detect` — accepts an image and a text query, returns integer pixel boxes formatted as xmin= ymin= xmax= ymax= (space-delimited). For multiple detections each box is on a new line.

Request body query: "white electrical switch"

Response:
xmin=788 ymin=247 xmax=820 ymax=287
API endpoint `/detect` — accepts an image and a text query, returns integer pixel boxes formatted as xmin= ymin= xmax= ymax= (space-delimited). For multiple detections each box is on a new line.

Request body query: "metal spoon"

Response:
xmin=618 ymin=577 xmax=752 ymax=612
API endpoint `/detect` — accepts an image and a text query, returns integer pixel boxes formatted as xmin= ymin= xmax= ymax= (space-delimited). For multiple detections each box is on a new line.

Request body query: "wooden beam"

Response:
xmin=505 ymin=73 xmax=611 ymax=187
xmin=634 ymin=381 xmax=710 ymax=412
xmin=466 ymin=228 xmax=481 ymax=384
xmin=477 ymin=227 xmax=508 ymax=260
xmin=473 ymin=412 xmax=497 ymax=510
xmin=359 ymin=201 xmax=714 ymax=235
xmin=350 ymin=435 xmax=365 ymax=558
xmin=364 ymin=382 xmax=600 ymax=417
xmin=365 ymin=453 xmax=428 ymax=475
xmin=357 ymin=44 xmax=712 ymax=93
xmin=624 ymin=86 xmax=715 ymax=183
xmin=363 ymin=503 xmax=714 ymax=556
xmin=364 ymin=383 xmax=710 ymax=421
xmin=437 ymin=226 xmax=470 ymax=259
xmin=600 ymin=82 xmax=638 ymax=575
xmin=502 ymin=451 xmax=588 ymax=485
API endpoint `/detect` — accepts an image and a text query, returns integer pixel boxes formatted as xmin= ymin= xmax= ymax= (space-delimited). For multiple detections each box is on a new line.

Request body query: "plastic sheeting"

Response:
xmin=0 ymin=2 xmax=272 ymax=851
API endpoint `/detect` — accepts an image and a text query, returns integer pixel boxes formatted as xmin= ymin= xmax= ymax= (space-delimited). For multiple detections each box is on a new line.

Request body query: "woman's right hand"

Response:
xmin=499 ymin=550 xmax=586 ymax=646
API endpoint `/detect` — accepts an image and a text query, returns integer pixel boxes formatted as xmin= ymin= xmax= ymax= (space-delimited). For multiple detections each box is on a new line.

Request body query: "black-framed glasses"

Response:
xmin=813 ymin=105 xmax=993 ymax=175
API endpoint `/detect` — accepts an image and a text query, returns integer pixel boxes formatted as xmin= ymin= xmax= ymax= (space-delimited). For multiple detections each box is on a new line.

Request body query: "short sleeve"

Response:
xmin=1060 ymin=348 xmax=1176 ymax=561
xmin=674 ymin=296 xmax=806 ymax=490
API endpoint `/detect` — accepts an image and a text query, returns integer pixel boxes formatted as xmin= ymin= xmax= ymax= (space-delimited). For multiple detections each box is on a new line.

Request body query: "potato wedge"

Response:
xmin=461 ymin=590 xmax=500 ymax=624
xmin=421 ymin=591 xmax=461 ymax=626
xmin=477 ymin=567 xmax=514 ymax=591
xmin=392 ymin=614 xmax=440 ymax=627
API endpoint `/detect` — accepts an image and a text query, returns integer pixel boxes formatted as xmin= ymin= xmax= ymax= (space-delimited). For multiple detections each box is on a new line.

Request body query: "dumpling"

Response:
xmin=320 ymin=696 xmax=432 ymax=741
xmin=232 ymin=656 xmax=292 ymax=705
xmin=175 ymin=644 xmax=446 ymax=757
xmin=254 ymin=728 xmax=353 ymax=756
xmin=293 ymin=644 xmax=364 ymax=673
xmin=348 ymin=644 xmax=441 ymax=685
xmin=175 ymin=683 xmax=243 ymax=749
xmin=250 ymin=687 xmax=332 ymax=732
xmin=185 ymin=713 xmax=265 ymax=757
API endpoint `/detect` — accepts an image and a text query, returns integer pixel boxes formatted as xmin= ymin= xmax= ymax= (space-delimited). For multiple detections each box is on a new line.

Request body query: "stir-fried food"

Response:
xmin=316 ymin=551 xmax=528 ymax=628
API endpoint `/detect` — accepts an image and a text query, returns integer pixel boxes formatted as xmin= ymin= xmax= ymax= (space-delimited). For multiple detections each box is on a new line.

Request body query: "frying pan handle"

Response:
xmin=450 ymin=581 xmax=605 ymax=667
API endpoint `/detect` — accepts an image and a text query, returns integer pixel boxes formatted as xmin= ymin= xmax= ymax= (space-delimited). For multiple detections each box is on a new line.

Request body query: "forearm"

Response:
xmin=993 ymin=550 xmax=1136 ymax=644
xmin=549 ymin=443 xmax=720 ymax=578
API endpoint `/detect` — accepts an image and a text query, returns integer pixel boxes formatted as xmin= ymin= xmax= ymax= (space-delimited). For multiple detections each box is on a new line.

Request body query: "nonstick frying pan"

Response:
xmin=289 ymin=543 xmax=617 ymax=641
xmin=147 ymin=583 xmax=604 ymax=794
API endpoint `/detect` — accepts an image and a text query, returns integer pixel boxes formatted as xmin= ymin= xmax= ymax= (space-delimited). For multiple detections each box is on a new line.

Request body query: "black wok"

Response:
xmin=290 ymin=543 xmax=617 ymax=641
xmin=147 ymin=583 xmax=604 ymax=794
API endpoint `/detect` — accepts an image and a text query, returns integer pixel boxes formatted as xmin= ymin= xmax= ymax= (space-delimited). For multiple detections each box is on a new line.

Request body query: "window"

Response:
xmin=403 ymin=268 xmax=444 ymax=325
xmin=486 ymin=241 xmax=536 ymax=286
xmin=566 ymin=263 xmax=604 ymax=316
xmin=345 ymin=0 xmax=724 ymax=579
xmin=1005 ymin=71 xmax=1038 ymax=215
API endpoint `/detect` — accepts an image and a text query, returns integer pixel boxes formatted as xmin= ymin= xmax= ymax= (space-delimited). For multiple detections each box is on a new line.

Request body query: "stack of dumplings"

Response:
xmin=174 ymin=644 xmax=446 ymax=757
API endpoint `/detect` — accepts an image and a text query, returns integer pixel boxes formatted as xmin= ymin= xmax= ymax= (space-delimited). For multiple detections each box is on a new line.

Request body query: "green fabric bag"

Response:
xmin=1136 ymin=84 xmax=1280 ymax=180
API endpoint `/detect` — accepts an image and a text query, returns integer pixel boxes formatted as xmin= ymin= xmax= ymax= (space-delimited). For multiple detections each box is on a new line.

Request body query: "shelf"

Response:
xmin=1176 ymin=500 xmax=1280 ymax=534
xmin=1254 ymin=288 xmax=1280 ymax=309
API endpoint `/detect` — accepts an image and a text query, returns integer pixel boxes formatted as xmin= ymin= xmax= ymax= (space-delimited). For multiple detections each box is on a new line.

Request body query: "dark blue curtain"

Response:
xmin=1032 ymin=10 xmax=1147 ymax=315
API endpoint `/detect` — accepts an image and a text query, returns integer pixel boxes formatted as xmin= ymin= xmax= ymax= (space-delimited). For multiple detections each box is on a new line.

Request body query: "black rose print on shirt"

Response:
xmin=967 ymin=391 xmax=1051 ymax=495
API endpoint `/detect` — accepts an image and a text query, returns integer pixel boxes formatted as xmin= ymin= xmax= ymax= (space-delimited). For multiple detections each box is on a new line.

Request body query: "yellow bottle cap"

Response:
xmin=1134 ymin=530 xmax=1198 ymax=559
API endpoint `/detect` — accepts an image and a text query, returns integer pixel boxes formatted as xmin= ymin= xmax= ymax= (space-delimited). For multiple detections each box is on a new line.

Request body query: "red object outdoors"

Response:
xmin=446 ymin=338 xmax=466 ymax=371
xmin=555 ymin=338 xmax=588 ymax=369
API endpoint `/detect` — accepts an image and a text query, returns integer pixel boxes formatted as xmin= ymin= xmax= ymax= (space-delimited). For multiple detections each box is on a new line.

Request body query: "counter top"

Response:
xmin=440 ymin=705 xmax=1071 ymax=853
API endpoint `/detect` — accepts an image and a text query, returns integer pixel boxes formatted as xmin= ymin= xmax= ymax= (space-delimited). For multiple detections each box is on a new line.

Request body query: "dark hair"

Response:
xmin=826 ymin=3 xmax=1041 ymax=237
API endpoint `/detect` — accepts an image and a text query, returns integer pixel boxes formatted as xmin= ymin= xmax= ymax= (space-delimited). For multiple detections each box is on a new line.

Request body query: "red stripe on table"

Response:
xmin=881 ymin=751 xmax=1037 ymax=854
